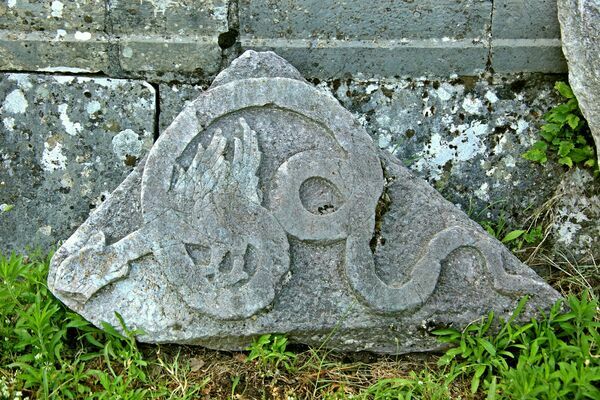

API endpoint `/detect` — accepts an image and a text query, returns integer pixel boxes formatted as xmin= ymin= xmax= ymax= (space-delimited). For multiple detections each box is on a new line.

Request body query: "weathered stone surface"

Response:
xmin=159 ymin=83 xmax=206 ymax=132
xmin=491 ymin=1 xmax=566 ymax=73
xmin=239 ymin=0 xmax=492 ymax=77
xmin=0 ymin=0 xmax=105 ymax=33
xmin=551 ymin=168 xmax=600 ymax=259
xmin=0 ymin=74 xmax=155 ymax=252
xmin=162 ymin=72 xmax=598 ymax=266
xmin=0 ymin=1 xmax=227 ymax=81
xmin=315 ymin=74 xmax=600 ymax=264
xmin=48 ymin=51 xmax=560 ymax=354
xmin=558 ymin=0 xmax=600 ymax=167
xmin=316 ymin=76 xmax=564 ymax=226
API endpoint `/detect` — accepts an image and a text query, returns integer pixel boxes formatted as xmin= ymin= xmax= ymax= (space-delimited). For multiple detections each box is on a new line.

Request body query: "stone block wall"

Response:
xmin=0 ymin=0 xmax=565 ymax=81
xmin=2 ymin=0 xmax=597 ymax=260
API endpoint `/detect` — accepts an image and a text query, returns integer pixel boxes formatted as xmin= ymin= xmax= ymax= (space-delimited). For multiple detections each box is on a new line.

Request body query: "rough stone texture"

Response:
xmin=558 ymin=0 xmax=600 ymax=167
xmin=315 ymin=76 xmax=564 ymax=225
xmin=239 ymin=0 xmax=492 ymax=77
xmin=551 ymin=168 xmax=600 ymax=259
xmin=0 ymin=1 xmax=569 ymax=78
xmin=48 ymin=51 xmax=560 ymax=354
xmin=492 ymin=1 xmax=566 ymax=73
xmin=159 ymin=83 xmax=206 ymax=132
xmin=317 ymin=74 xmax=599 ymax=262
xmin=0 ymin=0 xmax=227 ymax=81
xmin=0 ymin=73 xmax=155 ymax=252
xmin=160 ymin=72 xmax=599 ymax=262
xmin=109 ymin=0 xmax=228 ymax=81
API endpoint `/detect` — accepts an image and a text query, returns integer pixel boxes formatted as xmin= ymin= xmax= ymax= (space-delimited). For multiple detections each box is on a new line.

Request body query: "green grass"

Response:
xmin=1 ymin=252 xmax=598 ymax=399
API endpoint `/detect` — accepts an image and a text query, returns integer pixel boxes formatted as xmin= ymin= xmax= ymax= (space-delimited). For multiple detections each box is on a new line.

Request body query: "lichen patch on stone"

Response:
xmin=58 ymin=104 xmax=83 ymax=136
xmin=50 ymin=1 xmax=64 ymax=18
xmin=41 ymin=141 xmax=68 ymax=171
xmin=2 ymin=89 xmax=28 ymax=114
xmin=112 ymin=129 xmax=143 ymax=161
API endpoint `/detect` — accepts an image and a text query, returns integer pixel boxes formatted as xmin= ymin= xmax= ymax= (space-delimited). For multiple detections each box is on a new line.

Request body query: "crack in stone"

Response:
xmin=369 ymin=159 xmax=395 ymax=254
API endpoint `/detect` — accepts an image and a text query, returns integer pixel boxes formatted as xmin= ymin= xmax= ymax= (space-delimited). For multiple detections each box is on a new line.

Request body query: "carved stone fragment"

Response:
xmin=48 ymin=51 xmax=561 ymax=354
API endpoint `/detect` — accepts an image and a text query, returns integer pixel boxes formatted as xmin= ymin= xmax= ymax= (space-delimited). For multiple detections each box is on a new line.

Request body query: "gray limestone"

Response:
xmin=558 ymin=0 xmax=600 ymax=168
xmin=48 ymin=51 xmax=560 ymax=354
xmin=239 ymin=0 xmax=492 ymax=77
xmin=0 ymin=0 xmax=227 ymax=81
xmin=160 ymin=73 xmax=598 ymax=271
xmin=0 ymin=1 xmax=570 ymax=78
xmin=492 ymin=1 xmax=566 ymax=73
xmin=0 ymin=73 xmax=155 ymax=252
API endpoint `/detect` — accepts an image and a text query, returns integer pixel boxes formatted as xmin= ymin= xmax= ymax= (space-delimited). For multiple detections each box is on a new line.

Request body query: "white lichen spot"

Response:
xmin=58 ymin=104 xmax=82 ymax=136
xmin=86 ymin=100 xmax=102 ymax=115
xmin=435 ymin=83 xmax=454 ymax=101
xmin=462 ymin=95 xmax=483 ymax=115
xmin=365 ymin=83 xmax=379 ymax=95
xmin=412 ymin=121 xmax=489 ymax=180
xmin=515 ymin=119 xmax=529 ymax=134
xmin=37 ymin=226 xmax=52 ymax=236
xmin=378 ymin=133 xmax=392 ymax=149
xmin=142 ymin=0 xmax=181 ymax=16
xmin=53 ymin=75 xmax=74 ymax=84
xmin=555 ymin=221 xmax=582 ymax=246
xmin=60 ymin=173 xmax=74 ymax=189
xmin=503 ymin=155 xmax=516 ymax=168
xmin=7 ymin=74 xmax=33 ymax=90
xmin=7 ymin=0 xmax=16 ymax=8
xmin=493 ymin=134 xmax=508 ymax=154
xmin=41 ymin=141 xmax=67 ymax=171
xmin=2 ymin=89 xmax=28 ymax=114
xmin=122 ymin=46 xmax=133 ymax=58
xmin=74 ymin=31 xmax=92 ymax=41
xmin=474 ymin=182 xmax=490 ymax=201
xmin=3 ymin=117 xmax=15 ymax=131
xmin=441 ymin=114 xmax=453 ymax=125
xmin=484 ymin=90 xmax=498 ymax=103
xmin=53 ymin=29 xmax=67 ymax=41
xmin=50 ymin=1 xmax=64 ymax=18
xmin=112 ymin=129 xmax=143 ymax=160
xmin=212 ymin=4 xmax=227 ymax=21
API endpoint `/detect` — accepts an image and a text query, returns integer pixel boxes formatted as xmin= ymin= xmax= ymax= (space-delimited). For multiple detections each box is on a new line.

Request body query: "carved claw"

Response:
xmin=53 ymin=232 xmax=129 ymax=305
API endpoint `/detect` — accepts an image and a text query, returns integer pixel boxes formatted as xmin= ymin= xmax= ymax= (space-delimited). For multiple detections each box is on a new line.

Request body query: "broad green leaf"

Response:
xmin=555 ymin=81 xmax=574 ymax=99
xmin=569 ymin=146 xmax=594 ymax=163
xmin=566 ymin=114 xmax=580 ymax=130
xmin=576 ymin=135 xmax=589 ymax=145
xmin=558 ymin=141 xmax=575 ymax=157
xmin=477 ymin=338 xmax=497 ymax=356
xmin=471 ymin=364 xmax=486 ymax=393
xmin=522 ymin=149 xmax=547 ymax=164
xmin=502 ymin=230 xmax=525 ymax=243
xmin=558 ymin=156 xmax=574 ymax=168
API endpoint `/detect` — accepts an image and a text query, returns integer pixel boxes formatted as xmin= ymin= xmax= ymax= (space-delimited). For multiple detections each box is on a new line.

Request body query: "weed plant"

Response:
xmin=523 ymin=81 xmax=597 ymax=172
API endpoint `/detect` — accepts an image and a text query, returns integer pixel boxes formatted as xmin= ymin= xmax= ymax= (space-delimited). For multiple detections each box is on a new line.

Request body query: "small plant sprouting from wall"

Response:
xmin=523 ymin=82 xmax=597 ymax=172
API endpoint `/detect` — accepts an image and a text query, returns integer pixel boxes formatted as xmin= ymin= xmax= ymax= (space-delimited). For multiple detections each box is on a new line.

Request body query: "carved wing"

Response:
xmin=230 ymin=118 xmax=262 ymax=204
xmin=171 ymin=117 xmax=262 ymax=210
xmin=171 ymin=128 xmax=229 ymax=209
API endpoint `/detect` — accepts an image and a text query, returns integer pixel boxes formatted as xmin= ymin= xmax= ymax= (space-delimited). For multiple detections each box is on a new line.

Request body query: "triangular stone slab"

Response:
xmin=49 ymin=51 xmax=561 ymax=354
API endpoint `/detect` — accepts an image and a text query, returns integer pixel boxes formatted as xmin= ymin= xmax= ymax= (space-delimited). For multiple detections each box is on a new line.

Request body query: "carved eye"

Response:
xmin=299 ymin=177 xmax=345 ymax=215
